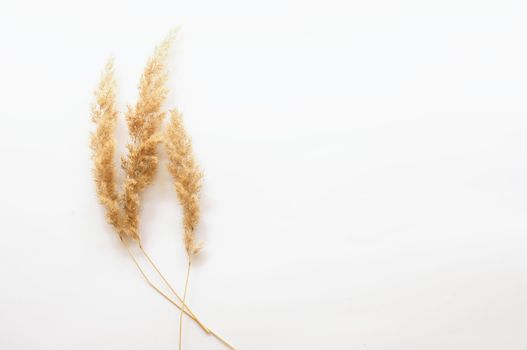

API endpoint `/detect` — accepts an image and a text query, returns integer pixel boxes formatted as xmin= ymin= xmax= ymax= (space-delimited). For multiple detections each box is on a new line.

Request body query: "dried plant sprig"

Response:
xmin=126 ymin=31 xmax=174 ymax=140
xmin=90 ymin=59 xmax=123 ymax=236
xmin=90 ymin=32 xmax=236 ymax=350
xmin=121 ymin=31 xmax=176 ymax=240
xmin=89 ymin=33 xmax=202 ymax=322
xmin=165 ymin=109 xmax=203 ymax=350
xmin=90 ymin=46 xmax=207 ymax=335
xmin=165 ymin=109 xmax=203 ymax=257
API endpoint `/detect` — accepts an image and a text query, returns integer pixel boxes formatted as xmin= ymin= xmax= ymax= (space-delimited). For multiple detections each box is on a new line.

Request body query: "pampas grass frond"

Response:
xmin=164 ymin=109 xmax=203 ymax=257
xmin=90 ymin=32 xmax=236 ymax=350
xmin=125 ymin=31 xmax=174 ymax=140
xmin=90 ymin=59 xmax=123 ymax=236
xmin=91 ymin=33 xmax=175 ymax=241
xmin=121 ymin=32 xmax=175 ymax=240
xmin=165 ymin=109 xmax=204 ymax=350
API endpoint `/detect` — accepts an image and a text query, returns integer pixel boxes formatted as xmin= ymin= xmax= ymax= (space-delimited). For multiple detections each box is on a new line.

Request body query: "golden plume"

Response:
xmin=165 ymin=109 xmax=204 ymax=350
xmin=164 ymin=109 xmax=203 ymax=256
xmin=90 ymin=32 xmax=236 ymax=349
xmin=121 ymin=32 xmax=175 ymax=240
xmin=90 ymin=59 xmax=123 ymax=236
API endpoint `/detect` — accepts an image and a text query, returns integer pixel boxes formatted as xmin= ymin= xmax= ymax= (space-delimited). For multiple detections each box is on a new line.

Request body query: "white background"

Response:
xmin=1 ymin=0 xmax=527 ymax=349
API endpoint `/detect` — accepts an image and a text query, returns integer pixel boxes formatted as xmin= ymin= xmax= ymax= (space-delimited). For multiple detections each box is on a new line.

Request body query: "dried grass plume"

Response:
xmin=121 ymin=31 xmax=175 ymax=240
xmin=90 ymin=33 xmax=236 ymax=350
xmin=90 ymin=59 xmax=123 ymax=235
xmin=91 ymin=32 xmax=175 ymax=241
xmin=164 ymin=109 xmax=203 ymax=257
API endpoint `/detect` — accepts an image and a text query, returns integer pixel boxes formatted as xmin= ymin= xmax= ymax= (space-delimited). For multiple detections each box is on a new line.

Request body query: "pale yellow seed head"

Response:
xmin=91 ymin=33 xmax=176 ymax=241
xmin=164 ymin=109 xmax=203 ymax=257
xmin=120 ymin=32 xmax=175 ymax=240
xmin=90 ymin=59 xmax=124 ymax=236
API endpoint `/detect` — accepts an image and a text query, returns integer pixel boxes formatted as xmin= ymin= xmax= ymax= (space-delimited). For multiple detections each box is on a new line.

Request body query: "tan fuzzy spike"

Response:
xmin=126 ymin=31 xmax=175 ymax=141
xmin=164 ymin=109 xmax=203 ymax=257
xmin=121 ymin=32 xmax=175 ymax=239
xmin=90 ymin=59 xmax=123 ymax=236
xmin=90 ymin=33 xmax=236 ymax=350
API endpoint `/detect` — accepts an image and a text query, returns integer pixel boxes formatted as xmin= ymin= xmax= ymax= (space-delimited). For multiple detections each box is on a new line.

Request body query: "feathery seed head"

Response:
xmin=91 ymin=33 xmax=176 ymax=241
xmin=164 ymin=109 xmax=203 ymax=257
xmin=90 ymin=59 xmax=124 ymax=236
xmin=120 ymin=32 xmax=175 ymax=239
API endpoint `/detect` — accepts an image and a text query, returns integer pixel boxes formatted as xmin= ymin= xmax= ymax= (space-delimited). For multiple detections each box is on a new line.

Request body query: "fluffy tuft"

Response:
xmin=164 ymin=109 xmax=203 ymax=256
xmin=91 ymin=33 xmax=175 ymax=241
xmin=90 ymin=59 xmax=124 ymax=236
xmin=120 ymin=32 xmax=175 ymax=240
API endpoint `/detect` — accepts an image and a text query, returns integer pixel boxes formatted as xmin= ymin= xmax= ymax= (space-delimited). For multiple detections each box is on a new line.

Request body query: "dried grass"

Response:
xmin=91 ymin=32 xmax=175 ymax=240
xmin=121 ymin=32 xmax=175 ymax=240
xmin=90 ymin=59 xmax=123 ymax=236
xmin=165 ymin=109 xmax=203 ymax=257
xmin=164 ymin=109 xmax=204 ymax=350
xmin=90 ymin=32 xmax=235 ymax=350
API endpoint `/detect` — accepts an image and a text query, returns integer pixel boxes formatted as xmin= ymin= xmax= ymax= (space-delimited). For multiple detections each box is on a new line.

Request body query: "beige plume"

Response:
xmin=164 ymin=109 xmax=203 ymax=256
xmin=90 ymin=59 xmax=123 ymax=236
xmin=121 ymin=31 xmax=176 ymax=240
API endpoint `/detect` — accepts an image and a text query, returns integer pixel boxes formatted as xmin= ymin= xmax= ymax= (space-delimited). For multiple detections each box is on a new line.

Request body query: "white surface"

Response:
xmin=1 ymin=0 xmax=527 ymax=349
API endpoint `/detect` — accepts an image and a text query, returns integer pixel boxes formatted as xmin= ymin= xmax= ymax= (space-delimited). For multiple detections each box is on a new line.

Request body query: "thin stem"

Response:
xmin=120 ymin=238 xmax=205 ymax=332
xmin=179 ymin=260 xmax=191 ymax=350
xmin=138 ymin=244 xmax=209 ymax=333
xmin=127 ymin=239 xmax=236 ymax=349
xmin=208 ymin=329 xmax=237 ymax=350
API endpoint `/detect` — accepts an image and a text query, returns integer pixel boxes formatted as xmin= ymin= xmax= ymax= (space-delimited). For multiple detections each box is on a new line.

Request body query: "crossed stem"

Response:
xmin=120 ymin=238 xmax=236 ymax=349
